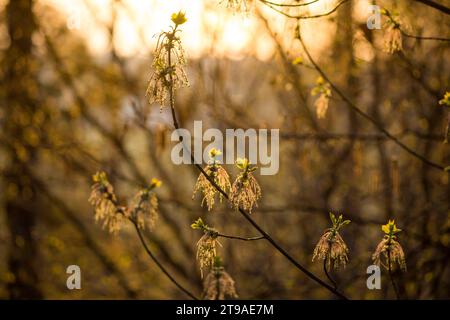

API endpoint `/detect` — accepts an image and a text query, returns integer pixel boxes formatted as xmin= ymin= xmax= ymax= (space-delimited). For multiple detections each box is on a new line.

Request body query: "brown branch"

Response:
xmin=384 ymin=9 xmax=450 ymax=42
xmin=281 ymin=131 xmax=443 ymax=141
xmin=401 ymin=29 xmax=450 ymax=42
xmin=323 ymin=254 xmax=338 ymax=291
xmin=387 ymin=248 xmax=401 ymax=299
xmin=217 ymin=233 xmax=265 ymax=241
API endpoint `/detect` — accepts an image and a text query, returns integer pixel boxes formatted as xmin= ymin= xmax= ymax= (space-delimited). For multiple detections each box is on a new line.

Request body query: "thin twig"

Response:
xmin=261 ymin=0 xmax=349 ymax=19
xmin=282 ymin=131 xmax=443 ymax=142
xmin=323 ymin=257 xmax=338 ymax=291
xmin=218 ymin=233 xmax=265 ymax=241
xmin=401 ymin=30 xmax=450 ymax=42
xmin=384 ymin=10 xmax=450 ymax=42
xmin=132 ymin=220 xmax=199 ymax=300
xmin=387 ymin=248 xmax=401 ymax=300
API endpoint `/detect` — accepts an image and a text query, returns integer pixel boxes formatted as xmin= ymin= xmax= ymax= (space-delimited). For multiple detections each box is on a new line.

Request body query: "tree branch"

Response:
xmin=218 ymin=233 xmax=265 ymax=241
xmin=387 ymin=248 xmax=401 ymax=299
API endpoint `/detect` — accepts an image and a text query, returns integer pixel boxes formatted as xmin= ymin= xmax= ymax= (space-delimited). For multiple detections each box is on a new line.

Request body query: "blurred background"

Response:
xmin=0 ymin=0 xmax=449 ymax=299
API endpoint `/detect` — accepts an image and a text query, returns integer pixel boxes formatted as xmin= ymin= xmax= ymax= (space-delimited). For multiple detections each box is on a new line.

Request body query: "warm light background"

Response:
xmin=39 ymin=0 xmax=371 ymax=60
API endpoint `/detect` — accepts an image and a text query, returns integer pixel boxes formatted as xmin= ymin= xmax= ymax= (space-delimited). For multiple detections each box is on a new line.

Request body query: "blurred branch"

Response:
xmin=296 ymin=23 xmax=447 ymax=171
xmin=383 ymin=9 xmax=450 ymax=42
xmin=281 ymin=131 xmax=443 ymax=141
xmin=260 ymin=0 xmax=349 ymax=19
xmin=259 ymin=0 xmax=319 ymax=7
xmin=132 ymin=221 xmax=199 ymax=300
xmin=396 ymin=51 xmax=445 ymax=98
xmin=257 ymin=9 xmax=320 ymax=131
xmin=412 ymin=0 xmax=450 ymax=15
xmin=22 ymin=164 xmax=138 ymax=298
xmin=401 ymin=30 xmax=450 ymax=42
xmin=42 ymin=32 xmax=148 ymax=186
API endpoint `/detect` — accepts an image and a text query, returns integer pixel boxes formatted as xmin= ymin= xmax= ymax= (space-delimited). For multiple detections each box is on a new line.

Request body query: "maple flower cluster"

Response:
xmin=89 ymin=172 xmax=161 ymax=233
xmin=193 ymin=148 xmax=262 ymax=213
xmin=372 ymin=220 xmax=407 ymax=272
xmin=312 ymin=213 xmax=350 ymax=270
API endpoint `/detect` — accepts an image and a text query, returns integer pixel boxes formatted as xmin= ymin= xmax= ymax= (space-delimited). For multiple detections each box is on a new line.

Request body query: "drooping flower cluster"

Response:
xmin=128 ymin=178 xmax=162 ymax=230
xmin=230 ymin=158 xmax=261 ymax=213
xmin=382 ymin=9 xmax=403 ymax=54
xmin=193 ymin=148 xmax=231 ymax=211
xmin=203 ymin=257 xmax=238 ymax=300
xmin=312 ymin=213 xmax=350 ymax=270
xmin=384 ymin=24 xmax=402 ymax=54
xmin=192 ymin=150 xmax=261 ymax=213
xmin=89 ymin=172 xmax=161 ymax=233
xmin=88 ymin=172 xmax=124 ymax=233
xmin=311 ymin=77 xmax=332 ymax=119
xmin=192 ymin=218 xmax=221 ymax=277
xmin=146 ymin=11 xmax=188 ymax=109
xmin=372 ymin=220 xmax=407 ymax=272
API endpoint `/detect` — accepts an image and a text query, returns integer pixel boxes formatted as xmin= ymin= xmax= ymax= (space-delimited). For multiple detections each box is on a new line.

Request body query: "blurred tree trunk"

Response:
xmin=324 ymin=0 xmax=358 ymax=204
xmin=3 ymin=0 xmax=42 ymax=299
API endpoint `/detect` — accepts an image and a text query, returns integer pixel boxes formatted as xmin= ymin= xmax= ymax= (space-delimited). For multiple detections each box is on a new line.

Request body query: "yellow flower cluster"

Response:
xmin=193 ymin=149 xmax=231 ymax=211
xmin=372 ymin=220 xmax=407 ymax=271
xmin=88 ymin=172 xmax=162 ymax=233
xmin=146 ymin=13 xmax=189 ymax=109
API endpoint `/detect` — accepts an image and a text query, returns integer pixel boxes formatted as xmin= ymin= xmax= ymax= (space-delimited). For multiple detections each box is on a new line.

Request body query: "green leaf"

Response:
xmin=342 ymin=220 xmax=351 ymax=226
xmin=191 ymin=218 xmax=205 ymax=230
xmin=329 ymin=212 xmax=336 ymax=225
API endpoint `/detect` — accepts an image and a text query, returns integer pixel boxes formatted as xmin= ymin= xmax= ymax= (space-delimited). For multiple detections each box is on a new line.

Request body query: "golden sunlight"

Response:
xmin=40 ymin=0 xmax=359 ymax=60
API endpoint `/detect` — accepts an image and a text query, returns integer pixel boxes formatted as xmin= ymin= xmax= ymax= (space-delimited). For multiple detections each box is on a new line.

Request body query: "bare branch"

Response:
xmin=218 ymin=233 xmax=265 ymax=241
